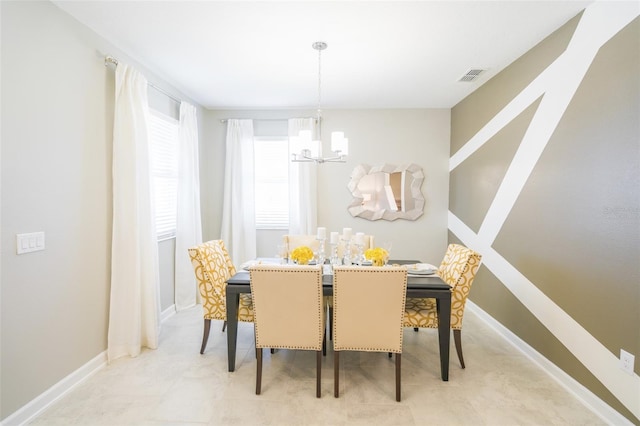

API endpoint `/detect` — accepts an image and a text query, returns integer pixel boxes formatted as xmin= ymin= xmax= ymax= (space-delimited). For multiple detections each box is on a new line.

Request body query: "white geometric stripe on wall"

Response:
xmin=449 ymin=1 xmax=640 ymax=419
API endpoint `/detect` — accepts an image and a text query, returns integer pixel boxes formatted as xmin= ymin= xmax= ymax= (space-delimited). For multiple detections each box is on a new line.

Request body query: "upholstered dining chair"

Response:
xmin=404 ymin=244 xmax=482 ymax=369
xmin=326 ymin=234 xmax=375 ymax=340
xmin=281 ymin=234 xmax=321 ymax=259
xmin=249 ymin=265 xmax=325 ymax=398
xmin=332 ymin=266 xmax=407 ymax=401
xmin=188 ymin=240 xmax=254 ymax=354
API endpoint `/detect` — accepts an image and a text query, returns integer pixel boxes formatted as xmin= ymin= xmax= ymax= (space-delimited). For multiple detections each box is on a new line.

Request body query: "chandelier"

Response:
xmin=291 ymin=42 xmax=349 ymax=164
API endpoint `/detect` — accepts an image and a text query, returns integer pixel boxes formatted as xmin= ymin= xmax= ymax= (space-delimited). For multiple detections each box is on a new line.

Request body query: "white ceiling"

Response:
xmin=52 ymin=1 xmax=593 ymax=109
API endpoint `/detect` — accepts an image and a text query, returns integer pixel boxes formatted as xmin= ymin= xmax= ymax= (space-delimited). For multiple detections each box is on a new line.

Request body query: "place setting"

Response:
xmin=406 ymin=263 xmax=438 ymax=276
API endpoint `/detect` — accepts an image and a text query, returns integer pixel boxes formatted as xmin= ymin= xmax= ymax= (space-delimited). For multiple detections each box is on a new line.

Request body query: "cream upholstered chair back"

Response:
xmin=250 ymin=265 xmax=324 ymax=350
xmin=282 ymin=235 xmax=320 ymax=258
xmin=437 ymin=244 xmax=482 ymax=329
xmin=188 ymin=240 xmax=254 ymax=353
xmin=333 ymin=266 xmax=407 ymax=353
xmin=332 ymin=266 xmax=407 ymax=401
xmin=249 ymin=265 xmax=324 ymax=397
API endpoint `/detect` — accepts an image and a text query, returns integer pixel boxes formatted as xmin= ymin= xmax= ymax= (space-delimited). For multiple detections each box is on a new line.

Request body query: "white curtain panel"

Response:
xmin=174 ymin=102 xmax=203 ymax=310
xmin=220 ymin=119 xmax=257 ymax=267
xmin=288 ymin=118 xmax=318 ymax=234
xmin=108 ymin=63 xmax=160 ymax=361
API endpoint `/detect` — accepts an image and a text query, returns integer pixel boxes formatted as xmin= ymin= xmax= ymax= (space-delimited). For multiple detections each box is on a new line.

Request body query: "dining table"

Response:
xmin=225 ymin=260 xmax=452 ymax=381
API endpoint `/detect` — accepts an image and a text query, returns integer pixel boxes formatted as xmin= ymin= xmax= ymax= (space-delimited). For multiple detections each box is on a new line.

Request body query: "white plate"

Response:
xmin=241 ymin=260 xmax=280 ymax=270
xmin=407 ymin=269 xmax=437 ymax=276
xmin=406 ymin=263 xmax=438 ymax=275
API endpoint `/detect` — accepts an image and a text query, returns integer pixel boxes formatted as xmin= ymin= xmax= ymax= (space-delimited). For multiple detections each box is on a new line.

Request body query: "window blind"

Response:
xmin=148 ymin=110 xmax=179 ymax=239
xmin=254 ymin=137 xmax=289 ymax=229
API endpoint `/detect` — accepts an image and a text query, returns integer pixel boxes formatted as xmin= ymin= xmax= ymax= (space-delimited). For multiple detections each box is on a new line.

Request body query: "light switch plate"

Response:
xmin=16 ymin=232 xmax=45 ymax=254
xmin=620 ymin=349 xmax=635 ymax=375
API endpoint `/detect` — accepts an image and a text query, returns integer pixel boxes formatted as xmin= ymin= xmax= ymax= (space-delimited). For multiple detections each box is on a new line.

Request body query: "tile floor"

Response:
xmin=30 ymin=306 xmax=606 ymax=425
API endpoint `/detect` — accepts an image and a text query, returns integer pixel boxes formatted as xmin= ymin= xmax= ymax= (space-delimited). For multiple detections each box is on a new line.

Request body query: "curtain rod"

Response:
xmin=104 ymin=55 xmax=182 ymax=105
xmin=220 ymin=117 xmax=318 ymax=123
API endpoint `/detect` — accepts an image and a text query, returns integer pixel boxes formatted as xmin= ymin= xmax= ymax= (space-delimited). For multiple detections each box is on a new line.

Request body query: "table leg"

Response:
xmin=437 ymin=292 xmax=451 ymax=381
xmin=226 ymin=289 xmax=240 ymax=372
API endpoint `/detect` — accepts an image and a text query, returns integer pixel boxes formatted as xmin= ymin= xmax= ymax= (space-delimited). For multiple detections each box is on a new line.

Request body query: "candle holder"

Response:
xmin=355 ymin=243 xmax=365 ymax=265
xmin=316 ymin=238 xmax=326 ymax=265
xmin=330 ymin=242 xmax=340 ymax=265
xmin=342 ymin=238 xmax=352 ymax=265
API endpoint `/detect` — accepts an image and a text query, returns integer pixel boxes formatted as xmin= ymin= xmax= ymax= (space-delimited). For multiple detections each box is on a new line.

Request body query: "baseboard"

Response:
xmin=1 ymin=351 xmax=107 ymax=426
xmin=2 ymin=305 xmax=179 ymax=426
xmin=161 ymin=304 xmax=177 ymax=322
xmin=467 ymin=300 xmax=633 ymax=426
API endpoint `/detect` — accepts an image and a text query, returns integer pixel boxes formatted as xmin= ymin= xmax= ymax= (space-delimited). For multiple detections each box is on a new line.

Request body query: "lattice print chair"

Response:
xmin=404 ymin=244 xmax=482 ymax=368
xmin=249 ymin=265 xmax=325 ymax=397
xmin=333 ymin=266 xmax=407 ymax=401
xmin=188 ymin=240 xmax=254 ymax=354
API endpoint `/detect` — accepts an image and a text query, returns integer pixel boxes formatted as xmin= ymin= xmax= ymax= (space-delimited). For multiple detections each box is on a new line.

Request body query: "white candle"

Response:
xmin=330 ymin=231 xmax=339 ymax=244
xmin=342 ymin=228 xmax=352 ymax=241
xmin=355 ymin=232 xmax=364 ymax=245
xmin=317 ymin=227 xmax=326 ymax=240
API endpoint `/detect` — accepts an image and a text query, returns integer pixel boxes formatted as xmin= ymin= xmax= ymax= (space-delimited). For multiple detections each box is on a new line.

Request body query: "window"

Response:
xmin=254 ymin=137 xmax=289 ymax=229
xmin=148 ymin=110 xmax=179 ymax=239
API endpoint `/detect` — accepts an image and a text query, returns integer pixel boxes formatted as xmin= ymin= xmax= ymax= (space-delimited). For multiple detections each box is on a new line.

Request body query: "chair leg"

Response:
xmin=200 ymin=319 xmax=211 ymax=354
xmin=256 ymin=348 xmax=263 ymax=394
xmin=322 ymin=331 xmax=327 ymax=356
xmin=329 ymin=307 xmax=333 ymax=341
xmin=334 ymin=351 xmax=340 ymax=398
xmin=396 ymin=353 xmax=402 ymax=402
xmin=222 ymin=320 xmax=227 ymax=332
xmin=453 ymin=329 xmax=465 ymax=369
xmin=316 ymin=351 xmax=322 ymax=398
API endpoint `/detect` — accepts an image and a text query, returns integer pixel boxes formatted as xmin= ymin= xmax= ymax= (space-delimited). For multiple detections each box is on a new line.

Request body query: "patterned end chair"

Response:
xmin=332 ymin=266 xmax=407 ymax=401
xmin=249 ymin=265 xmax=325 ymax=397
xmin=188 ymin=240 xmax=254 ymax=354
xmin=404 ymin=244 xmax=482 ymax=368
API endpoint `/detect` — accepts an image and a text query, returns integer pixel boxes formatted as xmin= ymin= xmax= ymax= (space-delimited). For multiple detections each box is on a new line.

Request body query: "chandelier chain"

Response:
xmin=317 ymin=44 xmax=322 ymax=113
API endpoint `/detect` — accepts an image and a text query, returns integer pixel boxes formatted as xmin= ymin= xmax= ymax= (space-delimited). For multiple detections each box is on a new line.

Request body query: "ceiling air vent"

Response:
xmin=458 ymin=69 xmax=485 ymax=82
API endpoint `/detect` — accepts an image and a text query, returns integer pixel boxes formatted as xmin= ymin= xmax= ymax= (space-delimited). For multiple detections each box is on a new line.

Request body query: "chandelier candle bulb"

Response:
xmin=331 ymin=132 xmax=349 ymax=155
xmin=317 ymin=227 xmax=326 ymax=240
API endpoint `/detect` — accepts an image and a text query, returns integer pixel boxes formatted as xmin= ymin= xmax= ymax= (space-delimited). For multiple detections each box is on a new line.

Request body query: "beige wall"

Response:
xmin=0 ymin=1 xmax=204 ymax=420
xmin=201 ymin=109 xmax=450 ymax=264
xmin=450 ymin=3 xmax=639 ymax=423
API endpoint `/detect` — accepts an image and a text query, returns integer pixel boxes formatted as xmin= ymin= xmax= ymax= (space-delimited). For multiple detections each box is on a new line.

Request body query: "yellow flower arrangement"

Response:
xmin=290 ymin=246 xmax=314 ymax=265
xmin=364 ymin=247 xmax=389 ymax=266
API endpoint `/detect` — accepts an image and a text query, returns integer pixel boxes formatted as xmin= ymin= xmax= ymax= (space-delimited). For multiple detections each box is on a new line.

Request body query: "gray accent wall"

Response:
xmin=450 ymin=6 xmax=639 ymax=423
